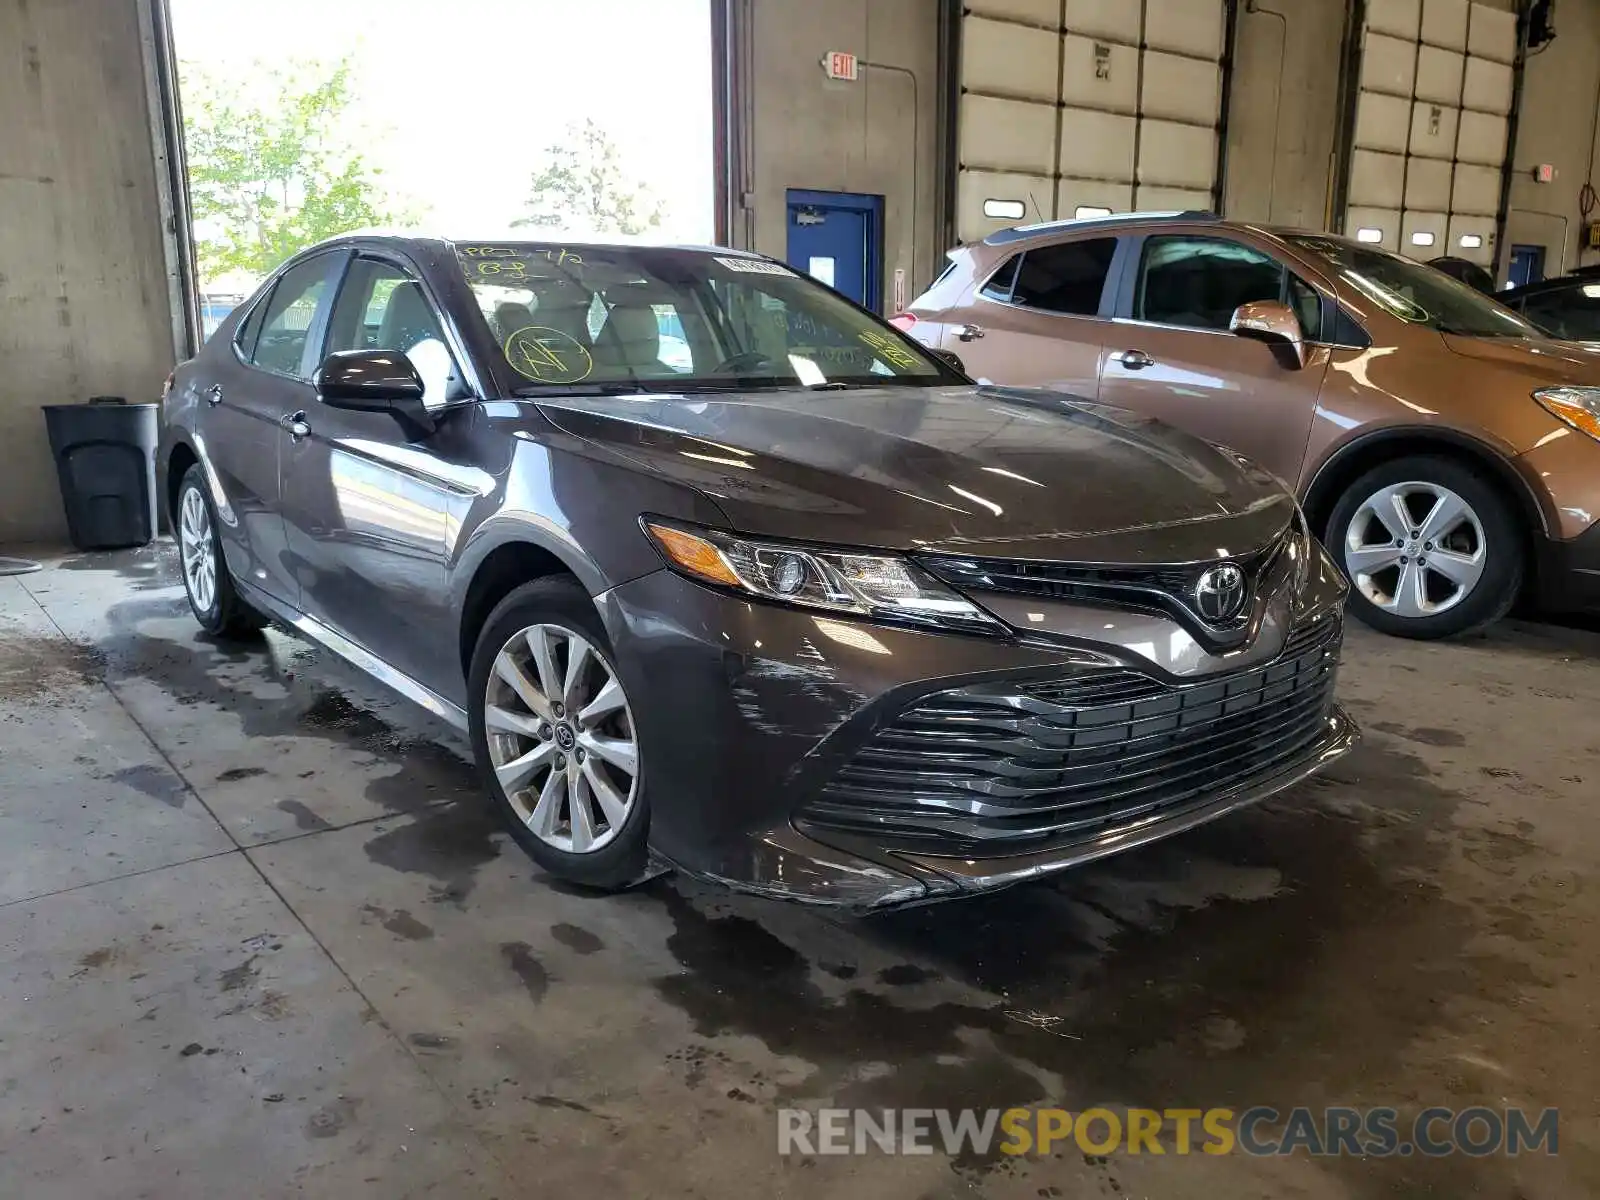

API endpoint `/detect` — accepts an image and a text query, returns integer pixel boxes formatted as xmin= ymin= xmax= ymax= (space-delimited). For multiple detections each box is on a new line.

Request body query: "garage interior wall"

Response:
xmin=955 ymin=0 xmax=1230 ymax=242
xmin=728 ymin=0 xmax=941 ymax=306
xmin=1343 ymin=0 xmax=1517 ymax=264
xmin=0 ymin=0 xmax=177 ymax=546
xmin=1223 ymin=0 xmax=1349 ymax=229
xmin=1506 ymin=0 xmax=1600 ymax=274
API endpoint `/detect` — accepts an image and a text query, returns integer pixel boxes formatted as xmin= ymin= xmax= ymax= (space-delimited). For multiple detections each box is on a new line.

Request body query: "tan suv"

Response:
xmin=898 ymin=213 xmax=1600 ymax=639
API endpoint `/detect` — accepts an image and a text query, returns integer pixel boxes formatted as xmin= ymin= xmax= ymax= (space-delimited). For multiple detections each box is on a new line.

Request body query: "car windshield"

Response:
xmin=453 ymin=242 xmax=954 ymax=393
xmin=1285 ymin=236 xmax=1540 ymax=339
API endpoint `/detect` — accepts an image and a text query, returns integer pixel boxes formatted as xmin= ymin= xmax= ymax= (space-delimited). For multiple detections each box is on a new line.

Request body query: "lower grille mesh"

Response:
xmin=801 ymin=615 xmax=1343 ymax=853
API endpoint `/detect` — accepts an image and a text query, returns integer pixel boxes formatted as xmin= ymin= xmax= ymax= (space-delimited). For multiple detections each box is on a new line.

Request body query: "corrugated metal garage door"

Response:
xmin=956 ymin=0 xmax=1229 ymax=242
xmin=1343 ymin=0 xmax=1516 ymax=264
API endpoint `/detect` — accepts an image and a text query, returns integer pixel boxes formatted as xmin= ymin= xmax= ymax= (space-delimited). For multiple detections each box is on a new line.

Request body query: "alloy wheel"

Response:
xmin=1342 ymin=480 xmax=1486 ymax=619
xmin=179 ymin=485 xmax=218 ymax=614
xmin=483 ymin=623 xmax=639 ymax=854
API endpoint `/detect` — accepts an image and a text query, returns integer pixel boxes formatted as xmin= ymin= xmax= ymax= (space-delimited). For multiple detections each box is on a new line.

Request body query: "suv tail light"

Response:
xmin=888 ymin=313 xmax=917 ymax=332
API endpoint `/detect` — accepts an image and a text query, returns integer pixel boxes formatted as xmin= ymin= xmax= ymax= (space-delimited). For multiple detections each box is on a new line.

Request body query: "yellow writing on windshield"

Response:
xmin=503 ymin=325 xmax=594 ymax=385
xmin=858 ymin=329 xmax=920 ymax=371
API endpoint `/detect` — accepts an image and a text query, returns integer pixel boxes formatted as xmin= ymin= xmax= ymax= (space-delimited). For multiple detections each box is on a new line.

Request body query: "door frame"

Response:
xmin=785 ymin=188 xmax=885 ymax=312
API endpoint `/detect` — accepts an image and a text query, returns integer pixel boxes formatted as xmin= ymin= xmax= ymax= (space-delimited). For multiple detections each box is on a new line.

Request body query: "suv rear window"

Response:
xmin=1011 ymin=238 xmax=1117 ymax=316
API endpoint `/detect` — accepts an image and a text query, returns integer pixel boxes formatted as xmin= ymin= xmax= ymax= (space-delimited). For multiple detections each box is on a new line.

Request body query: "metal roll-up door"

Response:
xmin=956 ymin=0 xmax=1230 ymax=242
xmin=1343 ymin=0 xmax=1516 ymax=264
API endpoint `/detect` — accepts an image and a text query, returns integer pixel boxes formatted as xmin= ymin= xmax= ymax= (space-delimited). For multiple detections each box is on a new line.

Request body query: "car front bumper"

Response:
xmin=595 ymin=547 xmax=1357 ymax=911
xmin=1534 ymin=521 xmax=1600 ymax=614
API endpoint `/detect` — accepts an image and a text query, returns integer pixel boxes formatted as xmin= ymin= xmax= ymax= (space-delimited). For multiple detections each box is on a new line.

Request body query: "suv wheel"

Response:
xmin=1328 ymin=455 xmax=1522 ymax=639
xmin=176 ymin=465 xmax=268 ymax=638
xmin=467 ymin=577 xmax=649 ymax=890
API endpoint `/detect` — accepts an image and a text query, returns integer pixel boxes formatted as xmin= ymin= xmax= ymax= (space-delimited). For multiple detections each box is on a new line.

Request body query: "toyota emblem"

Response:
xmin=1194 ymin=563 xmax=1248 ymax=623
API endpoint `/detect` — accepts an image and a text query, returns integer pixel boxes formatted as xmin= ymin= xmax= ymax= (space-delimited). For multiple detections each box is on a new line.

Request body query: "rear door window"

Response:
xmin=1011 ymin=238 xmax=1118 ymax=316
xmin=250 ymin=255 xmax=336 ymax=378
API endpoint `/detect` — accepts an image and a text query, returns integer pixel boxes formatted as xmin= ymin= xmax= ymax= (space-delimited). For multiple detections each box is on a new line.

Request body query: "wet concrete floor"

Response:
xmin=1 ymin=543 xmax=1596 ymax=1197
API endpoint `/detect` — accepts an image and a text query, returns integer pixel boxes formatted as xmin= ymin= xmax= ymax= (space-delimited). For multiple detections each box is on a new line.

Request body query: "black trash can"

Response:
xmin=43 ymin=396 xmax=160 ymax=551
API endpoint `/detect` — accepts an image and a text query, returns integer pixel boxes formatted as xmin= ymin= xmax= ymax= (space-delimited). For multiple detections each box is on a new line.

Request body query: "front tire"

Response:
xmin=1327 ymin=455 xmax=1523 ymax=639
xmin=467 ymin=577 xmax=649 ymax=890
xmin=175 ymin=465 xmax=268 ymax=639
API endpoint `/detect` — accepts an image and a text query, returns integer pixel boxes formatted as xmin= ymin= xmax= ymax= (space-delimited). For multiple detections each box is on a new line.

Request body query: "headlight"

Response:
xmin=1535 ymin=386 xmax=1600 ymax=441
xmin=642 ymin=519 xmax=1004 ymax=636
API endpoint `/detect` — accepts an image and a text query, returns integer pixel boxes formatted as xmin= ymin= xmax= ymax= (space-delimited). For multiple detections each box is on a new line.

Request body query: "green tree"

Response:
xmin=514 ymin=118 xmax=665 ymax=235
xmin=181 ymin=59 xmax=411 ymax=281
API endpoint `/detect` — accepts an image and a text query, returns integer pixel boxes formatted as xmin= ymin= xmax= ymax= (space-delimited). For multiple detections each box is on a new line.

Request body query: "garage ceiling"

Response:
xmin=956 ymin=0 xmax=1231 ymax=243
xmin=1343 ymin=0 xmax=1517 ymax=265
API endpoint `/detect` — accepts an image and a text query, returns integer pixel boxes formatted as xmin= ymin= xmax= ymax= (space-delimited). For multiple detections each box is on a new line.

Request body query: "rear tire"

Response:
xmin=1327 ymin=455 xmax=1522 ymax=639
xmin=467 ymin=577 xmax=649 ymax=891
xmin=175 ymin=465 xmax=268 ymax=639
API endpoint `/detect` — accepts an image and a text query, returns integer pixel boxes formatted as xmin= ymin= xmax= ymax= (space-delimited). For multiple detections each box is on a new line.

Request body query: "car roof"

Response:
xmin=300 ymin=231 xmax=761 ymax=258
xmin=978 ymin=212 xmax=1362 ymax=252
xmin=1499 ymin=268 xmax=1600 ymax=302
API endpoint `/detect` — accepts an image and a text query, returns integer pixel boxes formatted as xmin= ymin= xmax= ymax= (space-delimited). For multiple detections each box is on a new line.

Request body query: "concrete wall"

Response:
xmin=735 ymin=0 xmax=942 ymax=307
xmin=1223 ymin=0 xmax=1350 ymax=229
xmin=0 ymin=0 xmax=176 ymax=547
xmin=1506 ymin=0 xmax=1600 ymax=276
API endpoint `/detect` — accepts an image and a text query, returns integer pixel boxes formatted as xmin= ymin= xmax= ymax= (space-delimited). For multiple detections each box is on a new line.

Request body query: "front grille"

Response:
xmin=800 ymin=614 xmax=1342 ymax=854
xmin=920 ymin=529 xmax=1292 ymax=647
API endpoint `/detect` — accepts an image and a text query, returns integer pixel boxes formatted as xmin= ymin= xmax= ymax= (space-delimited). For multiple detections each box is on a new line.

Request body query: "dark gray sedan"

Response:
xmin=159 ymin=234 xmax=1356 ymax=909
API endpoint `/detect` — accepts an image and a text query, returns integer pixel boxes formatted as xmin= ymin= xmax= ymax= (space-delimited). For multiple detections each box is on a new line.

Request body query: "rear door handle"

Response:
xmin=1113 ymin=349 xmax=1155 ymax=370
xmin=205 ymin=383 xmax=223 ymax=406
xmin=281 ymin=410 xmax=312 ymax=440
xmin=955 ymin=323 xmax=986 ymax=342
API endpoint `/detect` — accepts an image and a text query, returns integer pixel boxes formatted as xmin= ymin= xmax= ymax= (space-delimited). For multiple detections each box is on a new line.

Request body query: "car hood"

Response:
xmin=536 ymin=385 xmax=1294 ymax=563
xmin=1441 ymin=333 xmax=1600 ymax=383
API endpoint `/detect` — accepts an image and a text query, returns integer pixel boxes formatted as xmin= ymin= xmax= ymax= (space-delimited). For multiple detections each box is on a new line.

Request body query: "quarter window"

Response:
xmin=979 ymin=256 xmax=1019 ymax=302
xmin=1137 ymin=237 xmax=1284 ymax=332
xmin=1011 ymin=238 xmax=1117 ymax=316
xmin=250 ymin=256 xmax=334 ymax=378
xmin=1287 ymin=273 xmax=1324 ymax=341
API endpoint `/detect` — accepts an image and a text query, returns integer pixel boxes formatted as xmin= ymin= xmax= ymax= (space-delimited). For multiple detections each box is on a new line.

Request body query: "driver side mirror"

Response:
xmin=1229 ymin=301 xmax=1308 ymax=370
xmin=930 ymin=348 xmax=967 ymax=375
xmin=314 ymin=349 xmax=435 ymax=435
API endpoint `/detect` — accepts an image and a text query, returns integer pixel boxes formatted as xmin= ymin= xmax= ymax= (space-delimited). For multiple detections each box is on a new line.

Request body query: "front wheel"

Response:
xmin=467 ymin=577 xmax=649 ymax=890
xmin=1327 ymin=455 xmax=1523 ymax=639
xmin=175 ymin=465 xmax=268 ymax=639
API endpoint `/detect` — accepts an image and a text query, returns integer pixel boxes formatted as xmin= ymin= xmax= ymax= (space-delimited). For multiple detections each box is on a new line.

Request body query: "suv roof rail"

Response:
xmin=982 ymin=209 xmax=1223 ymax=245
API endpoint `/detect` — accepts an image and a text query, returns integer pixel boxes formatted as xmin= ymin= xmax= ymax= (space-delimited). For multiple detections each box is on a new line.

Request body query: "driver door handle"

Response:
xmin=281 ymin=410 xmax=312 ymax=440
xmin=1113 ymin=349 xmax=1155 ymax=370
xmin=205 ymin=383 xmax=223 ymax=406
xmin=955 ymin=323 xmax=985 ymax=342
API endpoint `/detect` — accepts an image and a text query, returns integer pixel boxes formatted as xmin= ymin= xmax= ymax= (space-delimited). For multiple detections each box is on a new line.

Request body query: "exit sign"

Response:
xmin=824 ymin=50 xmax=858 ymax=81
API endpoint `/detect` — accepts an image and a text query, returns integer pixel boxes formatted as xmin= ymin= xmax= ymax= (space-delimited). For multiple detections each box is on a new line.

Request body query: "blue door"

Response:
xmin=1508 ymin=244 xmax=1546 ymax=289
xmin=785 ymin=189 xmax=883 ymax=311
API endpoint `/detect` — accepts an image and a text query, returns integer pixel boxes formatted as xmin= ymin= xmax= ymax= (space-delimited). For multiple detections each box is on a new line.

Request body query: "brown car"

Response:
xmin=899 ymin=213 xmax=1600 ymax=639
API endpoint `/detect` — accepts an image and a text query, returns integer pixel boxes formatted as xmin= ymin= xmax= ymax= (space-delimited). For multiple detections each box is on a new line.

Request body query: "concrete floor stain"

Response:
xmin=361 ymin=800 xmax=502 ymax=904
xmin=550 ymin=922 xmax=604 ymax=955
xmin=108 ymin=763 xmax=187 ymax=808
xmin=500 ymin=941 xmax=550 ymax=1003
xmin=276 ymin=799 xmax=333 ymax=832
xmin=360 ymin=904 xmax=435 ymax=941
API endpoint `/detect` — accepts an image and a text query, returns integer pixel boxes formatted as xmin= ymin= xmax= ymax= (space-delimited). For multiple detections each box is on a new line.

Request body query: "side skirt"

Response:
xmin=234 ymin=576 xmax=470 ymax=733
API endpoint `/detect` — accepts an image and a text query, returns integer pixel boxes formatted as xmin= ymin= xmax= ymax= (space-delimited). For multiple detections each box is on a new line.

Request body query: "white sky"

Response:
xmin=169 ymin=0 xmax=715 ymax=243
